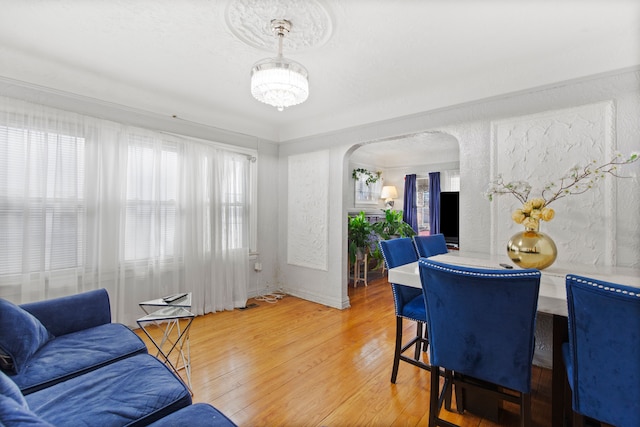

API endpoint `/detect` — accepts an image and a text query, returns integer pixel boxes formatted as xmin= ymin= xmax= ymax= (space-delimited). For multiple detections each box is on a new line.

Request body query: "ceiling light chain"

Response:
xmin=250 ymin=19 xmax=309 ymax=112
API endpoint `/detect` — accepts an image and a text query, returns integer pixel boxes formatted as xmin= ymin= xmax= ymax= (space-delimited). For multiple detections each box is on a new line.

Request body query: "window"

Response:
xmin=219 ymin=154 xmax=249 ymax=250
xmin=0 ymin=124 xmax=255 ymax=276
xmin=0 ymin=125 xmax=85 ymax=275
xmin=416 ymin=177 xmax=430 ymax=232
xmin=124 ymin=140 xmax=178 ymax=262
xmin=414 ymin=170 xmax=460 ymax=234
xmin=0 ymin=98 xmax=254 ymax=321
xmin=441 ymin=170 xmax=460 ymax=192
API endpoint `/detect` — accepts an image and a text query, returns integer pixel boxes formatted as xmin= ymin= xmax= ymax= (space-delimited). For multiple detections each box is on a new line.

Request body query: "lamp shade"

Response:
xmin=380 ymin=186 xmax=398 ymax=200
xmin=251 ymin=57 xmax=309 ymax=111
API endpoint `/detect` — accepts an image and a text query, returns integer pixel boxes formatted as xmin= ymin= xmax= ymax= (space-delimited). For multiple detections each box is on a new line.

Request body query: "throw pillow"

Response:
xmin=0 ymin=299 xmax=53 ymax=374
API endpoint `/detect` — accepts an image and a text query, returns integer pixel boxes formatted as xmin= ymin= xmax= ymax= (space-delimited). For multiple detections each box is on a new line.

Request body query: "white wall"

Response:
xmin=279 ymin=70 xmax=640 ymax=304
xmin=277 ymin=146 xmax=350 ymax=308
xmin=278 ymin=69 xmax=640 ymax=366
xmin=251 ymin=139 xmax=280 ymax=296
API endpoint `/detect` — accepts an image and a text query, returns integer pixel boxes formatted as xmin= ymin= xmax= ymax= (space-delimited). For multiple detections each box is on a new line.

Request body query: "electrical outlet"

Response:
xmin=254 ymin=262 xmax=262 ymax=271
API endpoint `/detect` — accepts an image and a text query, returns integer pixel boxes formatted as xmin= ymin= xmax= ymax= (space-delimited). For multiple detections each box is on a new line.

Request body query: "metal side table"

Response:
xmin=138 ymin=293 xmax=194 ymax=393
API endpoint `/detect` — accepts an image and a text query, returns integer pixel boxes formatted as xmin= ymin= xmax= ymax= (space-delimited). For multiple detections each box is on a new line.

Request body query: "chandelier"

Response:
xmin=250 ymin=19 xmax=309 ymax=112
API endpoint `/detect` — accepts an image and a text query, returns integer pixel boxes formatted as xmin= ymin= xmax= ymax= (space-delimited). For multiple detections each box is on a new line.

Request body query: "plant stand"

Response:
xmin=353 ymin=252 xmax=368 ymax=287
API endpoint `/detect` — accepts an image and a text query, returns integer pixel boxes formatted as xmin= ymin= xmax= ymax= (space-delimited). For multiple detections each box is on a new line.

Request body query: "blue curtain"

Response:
xmin=429 ymin=172 xmax=441 ymax=234
xmin=403 ymin=174 xmax=418 ymax=233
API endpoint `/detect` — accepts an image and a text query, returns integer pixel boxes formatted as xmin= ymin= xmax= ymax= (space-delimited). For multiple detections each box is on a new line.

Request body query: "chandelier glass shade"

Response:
xmin=250 ymin=19 xmax=309 ymax=112
xmin=251 ymin=58 xmax=309 ymax=111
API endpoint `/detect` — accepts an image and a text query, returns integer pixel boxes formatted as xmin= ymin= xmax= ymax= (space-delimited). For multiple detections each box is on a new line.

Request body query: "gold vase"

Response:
xmin=506 ymin=221 xmax=557 ymax=270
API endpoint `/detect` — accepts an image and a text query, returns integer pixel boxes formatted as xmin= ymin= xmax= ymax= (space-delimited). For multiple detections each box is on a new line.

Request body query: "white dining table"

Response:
xmin=388 ymin=251 xmax=640 ymax=427
xmin=389 ymin=251 xmax=640 ymax=316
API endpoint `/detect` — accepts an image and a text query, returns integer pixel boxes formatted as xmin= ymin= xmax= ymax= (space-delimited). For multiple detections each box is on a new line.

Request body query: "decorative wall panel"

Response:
xmin=287 ymin=150 xmax=329 ymax=270
xmin=490 ymin=102 xmax=615 ymax=265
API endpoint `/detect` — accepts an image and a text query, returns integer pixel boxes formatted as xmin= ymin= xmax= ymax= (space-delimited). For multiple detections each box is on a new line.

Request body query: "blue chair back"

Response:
xmin=379 ymin=238 xmax=421 ymax=319
xmin=413 ymin=234 xmax=448 ymax=258
xmin=379 ymin=237 xmax=418 ymax=269
xmin=419 ymin=259 xmax=541 ymax=393
xmin=564 ymin=275 xmax=640 ymax=427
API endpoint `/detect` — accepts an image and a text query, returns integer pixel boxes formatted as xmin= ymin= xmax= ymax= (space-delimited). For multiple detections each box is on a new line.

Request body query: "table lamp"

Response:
xmin=380 ymin=185 xmax=398 ymax=209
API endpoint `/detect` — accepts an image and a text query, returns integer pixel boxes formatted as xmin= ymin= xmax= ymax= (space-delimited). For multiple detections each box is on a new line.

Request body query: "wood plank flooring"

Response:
xmin=134 ymin=273 xmax=553 ymax=426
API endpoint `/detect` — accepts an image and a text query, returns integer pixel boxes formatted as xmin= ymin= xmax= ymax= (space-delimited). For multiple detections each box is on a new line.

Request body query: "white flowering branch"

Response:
xmin=485 ymin=151 xmax=639 ymax=226
xmin=541 ymin=152 xmax=638 ymax=205
xmin=485 ymin=175 xmax=531 ymax=204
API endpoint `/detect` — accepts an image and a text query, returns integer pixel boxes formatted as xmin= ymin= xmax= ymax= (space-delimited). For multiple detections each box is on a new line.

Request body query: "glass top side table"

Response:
xmin=139 ymin=292 xmax=192 ymax=313
xmin=137 ymin=295 xmax=194 ymax=393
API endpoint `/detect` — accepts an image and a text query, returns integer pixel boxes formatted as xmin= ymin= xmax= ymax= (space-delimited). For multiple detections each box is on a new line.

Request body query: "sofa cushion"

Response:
xmin=0 ymin=394 xmax=54 ymax=427
xmin=0 ymin=370 xmax=26 ymax=408
xmin=0 ymin=299 xmax=53 ymax=374
xmin=10 ymin=323 xmax=148 ymax=394
xmin=148 ymin=403 xmax=237 ymax=426
xmin=25 ymin=354 xmax=191 ymax=427
xmin=0 ymin=371 xmax=53 ymax=426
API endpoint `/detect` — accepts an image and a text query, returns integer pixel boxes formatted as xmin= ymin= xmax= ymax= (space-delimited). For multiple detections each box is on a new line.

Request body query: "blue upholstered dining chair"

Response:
xmin=413 ymin=234 xmax=448 ymax=258
xmin=419 ymin=259 xmax=541 ymax=427
xmin=563 ymin=275 xmax=640 ymax=427
xmin=379 ymin=238 xmax=430 ymax=383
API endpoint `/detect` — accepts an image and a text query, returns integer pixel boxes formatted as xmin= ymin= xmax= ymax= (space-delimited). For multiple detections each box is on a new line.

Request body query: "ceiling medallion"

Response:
xmin=225 ymin=0 xmax=333 ymax=52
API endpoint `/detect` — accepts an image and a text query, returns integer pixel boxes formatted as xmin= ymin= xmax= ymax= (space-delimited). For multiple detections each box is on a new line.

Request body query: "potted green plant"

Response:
xmin=351 ymin=168 xmax=381 ymax=185
xmin=372 ymin=209 xmax=416 ymax=240
xmin=348 ymin=211 xmax=375 ymax=264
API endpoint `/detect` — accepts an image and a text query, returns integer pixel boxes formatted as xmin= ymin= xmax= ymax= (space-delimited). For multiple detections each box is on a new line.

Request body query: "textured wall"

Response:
xmin=278 ymin=69 xmax=639 ymax=319
xmin=491 ymin=102 xmax=616 ymax=265
xmin=287 ymin=150 xmax=330 ymax=270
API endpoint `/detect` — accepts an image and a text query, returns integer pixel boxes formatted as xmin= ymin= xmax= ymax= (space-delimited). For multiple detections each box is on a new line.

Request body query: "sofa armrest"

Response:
xmin=20 ymin=289 xmax=111 ymax=337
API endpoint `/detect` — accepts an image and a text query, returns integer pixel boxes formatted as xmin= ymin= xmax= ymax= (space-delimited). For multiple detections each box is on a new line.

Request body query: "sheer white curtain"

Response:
xmin=0 ymin=97 xmax=250 ymax=326
xmin=179 ymin=143 xmax=249 ymax=316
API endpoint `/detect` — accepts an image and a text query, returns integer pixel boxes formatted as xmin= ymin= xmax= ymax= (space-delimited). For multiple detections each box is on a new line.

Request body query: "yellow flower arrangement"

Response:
xmin=510 ymin=197 xmax=555 ymax=229
xmin=485 ymin=152 xmax=638 ymax=227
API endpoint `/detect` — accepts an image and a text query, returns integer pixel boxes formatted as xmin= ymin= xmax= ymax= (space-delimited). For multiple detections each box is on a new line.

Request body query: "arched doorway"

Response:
xmin=344 ymin=132 xmax=460 ymax=299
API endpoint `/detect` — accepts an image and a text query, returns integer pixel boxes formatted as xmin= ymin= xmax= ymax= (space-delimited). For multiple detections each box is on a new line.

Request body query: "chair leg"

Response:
xmin=520 ymin=392 xmax=531 ymax=427
xmin=415 ymin=322 xmax=423 ymax=360
xmin=563 ymin=373 xmax=574 ymax=427
xmin=429 ymin=364 xmax=441 ymax=427
xmin=390 ymin=316 xmax=403 ymax=383
xmin=423 ymin=327 xmax=429 ymax=352
xmin=444 ymin=369 xmax=454 ymax=412
xmin=429 ymin=367 xmax=457 ymax=427
xmin=572 ymin=412 xmax=586 ymax=427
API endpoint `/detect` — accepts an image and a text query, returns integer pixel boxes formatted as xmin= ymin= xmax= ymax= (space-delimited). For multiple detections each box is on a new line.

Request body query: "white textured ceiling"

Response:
xmin=350 ymin=132 xmax=460 ymax=169
xmin=0 ymin=0 xmax=639 ymax=142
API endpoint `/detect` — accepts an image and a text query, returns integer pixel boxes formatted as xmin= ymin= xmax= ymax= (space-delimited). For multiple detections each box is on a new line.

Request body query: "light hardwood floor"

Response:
xmin=135 ymin=273 xmax=553 ymax=426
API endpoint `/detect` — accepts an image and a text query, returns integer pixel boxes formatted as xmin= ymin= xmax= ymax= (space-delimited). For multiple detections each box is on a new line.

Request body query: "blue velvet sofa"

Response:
xmin=0 ymin=289 xmax=235 ymax=426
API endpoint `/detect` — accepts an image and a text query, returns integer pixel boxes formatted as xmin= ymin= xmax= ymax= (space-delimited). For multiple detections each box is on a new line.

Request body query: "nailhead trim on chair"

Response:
xmin=380 ymin=246 xmax=423 ymax=322
xmin=567 ymin=275 xmax=640 ymax=297
xmin=380 ymin=251 xmax=391 ymax=272
xmin=422 ymin=260 xmax=540 ymax=278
